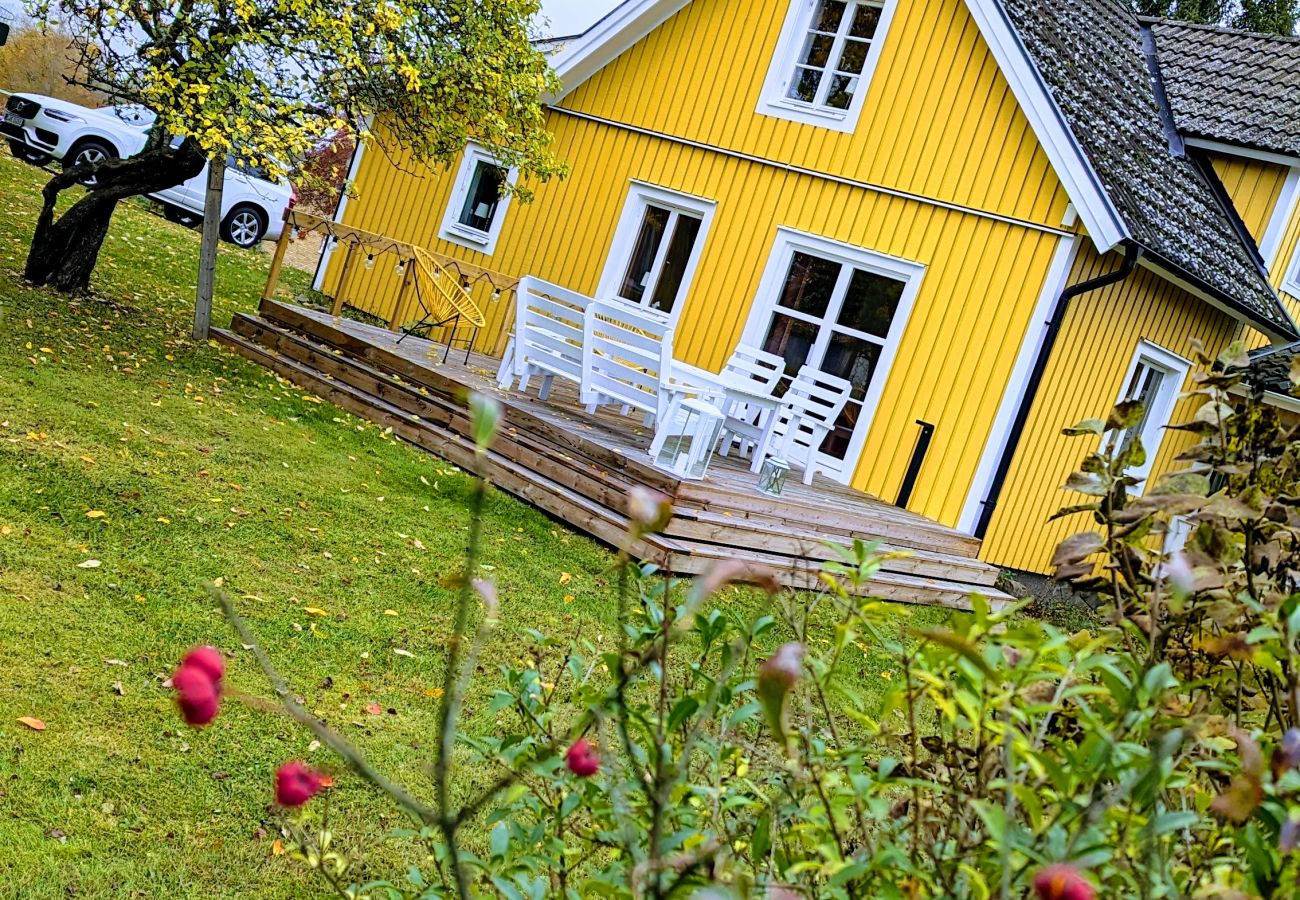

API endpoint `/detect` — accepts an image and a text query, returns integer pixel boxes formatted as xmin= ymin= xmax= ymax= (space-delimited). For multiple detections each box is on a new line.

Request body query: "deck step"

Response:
xmin=255 ymin=301 xmax=981 ymax=557
xmin=217 ymin=311 xmax=1012 ymax=609
xmin=213 ymin=326 xmax=679 ymax=563
xmin=231 ymin=313 xmax=1000 ymax=592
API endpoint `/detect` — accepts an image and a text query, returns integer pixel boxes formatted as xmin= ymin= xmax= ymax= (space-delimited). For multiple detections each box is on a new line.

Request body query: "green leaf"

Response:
xmin=752 ymin=809 xmax=772 ymax=860
xmin=667 ymin=696 xmax=699 ymax=732
xmin=489 ymin=821 xmax=510 ymax=859
xmin=1063 ymin=418 xmax=1105 ymax=436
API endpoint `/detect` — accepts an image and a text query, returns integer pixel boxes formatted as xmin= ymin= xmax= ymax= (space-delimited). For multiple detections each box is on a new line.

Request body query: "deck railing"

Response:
xmin=267 ymin=210 xmax=521 ymax=356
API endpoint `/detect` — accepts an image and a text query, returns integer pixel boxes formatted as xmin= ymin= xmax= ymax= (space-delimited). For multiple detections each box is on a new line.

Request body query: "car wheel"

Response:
xmin=67 ymin=139 xmax=117 ymax=185
xmin=221 ymin=205 xmax=266 ymax=248
xmin=163 ymin=205 xmax=201 ymax=228
xmin=7 ymin=139 xmax=52 ymax=166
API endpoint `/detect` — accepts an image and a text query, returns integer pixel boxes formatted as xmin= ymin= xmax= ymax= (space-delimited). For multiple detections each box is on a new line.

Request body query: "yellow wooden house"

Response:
xmin=308 ymin=0 xmax=1300 ymax=577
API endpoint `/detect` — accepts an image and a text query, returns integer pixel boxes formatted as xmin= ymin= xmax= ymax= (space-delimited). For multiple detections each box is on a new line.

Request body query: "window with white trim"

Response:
xmin=439 ymin=144 xmax=514 ymax=255
xmin=1284 ymin=244 xmax=1300 ymax=299
xmin=597 ymin=183 xmax=715 ymax=318
xmin=757 ymin=0 xmax=897 ymax=133
xmin=1111 ymin=341 xmax=1191 ymax=490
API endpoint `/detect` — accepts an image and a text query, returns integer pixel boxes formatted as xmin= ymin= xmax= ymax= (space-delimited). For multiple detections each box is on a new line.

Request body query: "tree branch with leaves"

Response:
xmin=20 ymin=0 xmax=565 ymax=291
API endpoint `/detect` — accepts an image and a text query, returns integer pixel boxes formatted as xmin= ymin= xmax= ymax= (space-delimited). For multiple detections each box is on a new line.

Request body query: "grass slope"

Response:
xmin=0 ymin=154 xmax=944 ymax=898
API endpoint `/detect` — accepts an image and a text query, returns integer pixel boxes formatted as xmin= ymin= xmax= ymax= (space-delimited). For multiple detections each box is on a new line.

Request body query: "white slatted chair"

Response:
xmin=581 ymin=299 xmax=675 ymax=425
xmin=496 ymin=276 xmax=591 ymax=399
xmin=714 ymin=345 xmax=787 ymax=462
xmin=761 ymin=366 xmax=853 ymax=485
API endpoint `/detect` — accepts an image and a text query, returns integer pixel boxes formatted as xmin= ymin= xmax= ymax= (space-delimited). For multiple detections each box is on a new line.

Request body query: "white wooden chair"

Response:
xmin=760 ymin=366 xmax=853 ymax=485
xmin=581 ymin=299 xmax=676 ymax=425
xmin=714 ymin=345 xmax=787 ymax=464
xmin=496 ymin=276 xmax=591 ymax=399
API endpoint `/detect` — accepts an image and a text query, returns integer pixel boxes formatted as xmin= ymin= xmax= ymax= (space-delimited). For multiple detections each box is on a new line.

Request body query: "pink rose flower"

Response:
xmin=172 ymin=648 xmax=223 ymax=727
xmin=181 ymin=646 xmax=225 ymax=683
xmin=275 ymin=761 xmax=324 ymax=807
xmin=565 ymin=738 xmax=600 ymax=777
xmin=1032 ymin=864 xmax=1095 ymax=900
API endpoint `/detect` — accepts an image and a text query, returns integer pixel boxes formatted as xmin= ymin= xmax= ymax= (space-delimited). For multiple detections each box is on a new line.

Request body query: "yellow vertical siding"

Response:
xmin=559 ymin=0 xmax=1071 ymax=228
xmin=1217 ymin=153 xmax=1300 ymax=349
xmin=980 ymin=245 xmax=1238 ymax=572
xmin=325 ymin=107 xmax=1067 ymax=530
xmin=1208 ymin=154 xmax=1290 ymax=243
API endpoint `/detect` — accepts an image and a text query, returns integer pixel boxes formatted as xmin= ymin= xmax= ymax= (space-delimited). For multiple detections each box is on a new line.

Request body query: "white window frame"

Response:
xmin=1284 ymin=240 xmax=1300 ymax=300
xmin=755 ymin=0 xmax=899 ymax=134
xmin=596 ymin=181 xmax=716 ymax=324
xmin=1108 ymin=340 xmax=1191 ymax=492
xmin=438 ymin=144 xmax=516 ymax=256
xmin=739 ymin=226 xmax=924 ymax=484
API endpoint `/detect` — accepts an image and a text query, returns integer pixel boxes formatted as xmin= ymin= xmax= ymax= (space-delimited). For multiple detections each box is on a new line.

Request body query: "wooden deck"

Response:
xmin=213 ymin=300 xmax=1010 ymax=608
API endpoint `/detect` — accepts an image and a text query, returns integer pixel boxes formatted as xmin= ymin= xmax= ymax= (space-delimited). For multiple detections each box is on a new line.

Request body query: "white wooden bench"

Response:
xmin=496 ymin=276 xmax=590 ymax=399
xmin=581 ymin=299 xmax=675 ymax=425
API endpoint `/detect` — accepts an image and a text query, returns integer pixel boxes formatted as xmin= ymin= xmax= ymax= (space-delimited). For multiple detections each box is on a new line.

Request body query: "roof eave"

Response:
xmin=545 ymin=0 xmax=695 ymax=103
xmin=1137 ymin=250 xmax=1299 ymax=343
xmin=962 ymin=0 xmax=1129 ymax=251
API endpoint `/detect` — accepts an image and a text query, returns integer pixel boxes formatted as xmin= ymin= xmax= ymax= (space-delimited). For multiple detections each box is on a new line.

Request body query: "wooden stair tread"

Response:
xmin=218 ymin=310 xmax=1008 ymax=610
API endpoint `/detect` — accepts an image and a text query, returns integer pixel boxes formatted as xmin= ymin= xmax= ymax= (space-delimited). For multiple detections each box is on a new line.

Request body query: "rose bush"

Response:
xmin=168 ymin=354 xmax=1300 ymax=896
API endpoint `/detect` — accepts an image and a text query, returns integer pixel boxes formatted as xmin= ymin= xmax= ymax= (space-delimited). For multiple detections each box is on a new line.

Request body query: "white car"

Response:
xmin=3 ymin=93 xmax=294 ymax=248
xmin=150 ymin=148 xmax=295 ymax=248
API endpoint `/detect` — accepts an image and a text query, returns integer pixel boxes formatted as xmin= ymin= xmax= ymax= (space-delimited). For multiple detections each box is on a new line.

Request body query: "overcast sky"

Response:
xmin=540 ymin=0 xmax=622 ymax=38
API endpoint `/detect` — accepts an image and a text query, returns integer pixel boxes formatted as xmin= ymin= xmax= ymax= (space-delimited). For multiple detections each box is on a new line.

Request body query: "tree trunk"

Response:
xmin=24 ymin=139 xmax=207 ymax=293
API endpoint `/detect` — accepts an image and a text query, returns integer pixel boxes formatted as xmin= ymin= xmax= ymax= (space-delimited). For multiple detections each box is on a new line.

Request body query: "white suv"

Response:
xmin=3 ymin=93 xmax=294 ymax=248
xmin=150 ymin=148 xmax=295 ymax=248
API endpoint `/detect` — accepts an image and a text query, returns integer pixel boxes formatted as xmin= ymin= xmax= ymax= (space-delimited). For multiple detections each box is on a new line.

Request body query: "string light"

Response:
xmin=364 ymin=253 xmax=375 ymax=270
xmin=394 ymin=261 xmax=406 ymax=277
xmin=491 ymin=289 xmax=502 ymax=303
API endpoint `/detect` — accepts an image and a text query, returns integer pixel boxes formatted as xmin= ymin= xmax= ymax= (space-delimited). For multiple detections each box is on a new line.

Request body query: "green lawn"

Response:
xmin=0 ymin=153 xmax=946 ymax=898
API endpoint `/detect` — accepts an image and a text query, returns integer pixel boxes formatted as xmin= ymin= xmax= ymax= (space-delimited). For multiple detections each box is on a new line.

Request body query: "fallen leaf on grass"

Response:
xmin=77 ymin=559 xmax=101 ymax=569
xmin=85 ymin=510 xmax=106 ymax=519
xmin=364 ymin=703 xmax=383 ymax=715
xmin=104 ymin=659 xmax=128 ymax=667
xmin=303 ymin=607 xmax=328 ymax=617
xmin=383 ymin=609 xmax=398 ymax=617
xmin=17 ymin=717 xmax=46 ymax=731
xmin=394 ymin=648 xmax=416 ymax=658
xmin=111 ymin=681 xmax=124 ymax=696
xmin=559 ymin=572 xmax=573 ymax=585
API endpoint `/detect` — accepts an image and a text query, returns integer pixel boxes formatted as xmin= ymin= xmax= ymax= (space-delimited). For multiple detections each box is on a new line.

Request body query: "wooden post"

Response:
xmin=329 ymin=242 xmax=356 ymax=316
xmin=193 ymin=154 xmax=226 ymax=340
xmin=492 ymin=287 xmax=518 ymax=358
xmin=388 ymin=258 xmax=415 ymax=331
xmin=261 ymin=213 xmax=293 ymax=303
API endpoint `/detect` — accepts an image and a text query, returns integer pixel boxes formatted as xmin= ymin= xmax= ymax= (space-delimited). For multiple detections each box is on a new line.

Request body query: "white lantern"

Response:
xmin=653 ymin=398 xmax=725 ymax=480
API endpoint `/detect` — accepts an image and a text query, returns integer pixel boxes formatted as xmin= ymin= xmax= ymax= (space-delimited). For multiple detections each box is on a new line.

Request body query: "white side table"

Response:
xmin=650 ymin=395 xmax=727 ymax=480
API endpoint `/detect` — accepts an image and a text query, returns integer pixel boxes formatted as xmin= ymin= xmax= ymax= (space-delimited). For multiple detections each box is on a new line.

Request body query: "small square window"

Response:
xmin=758 ymin=0 xmax=895 ymax=132
xmin=439 ymin=144 xmax=515 ymax=256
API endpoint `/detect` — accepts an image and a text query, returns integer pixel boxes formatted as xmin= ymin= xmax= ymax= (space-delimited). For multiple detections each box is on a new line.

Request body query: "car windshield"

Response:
xmin=113 ymin=105 xmax=156 ymax=128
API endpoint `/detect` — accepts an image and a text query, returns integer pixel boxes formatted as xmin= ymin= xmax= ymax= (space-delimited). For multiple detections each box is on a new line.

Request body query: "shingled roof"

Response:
xmin=992 ymin=0 xmax=1295 ymax=339
xmin=1147 ymin=19 xmax=1300 ymax=158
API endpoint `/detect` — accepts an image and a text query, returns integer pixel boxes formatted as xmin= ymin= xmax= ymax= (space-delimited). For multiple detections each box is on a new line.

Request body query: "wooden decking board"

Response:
xmin=214 ymin=327 xmax=681 ymax=563
xmin=241 ymin=310 xmax=977 ymax=568
xmin=223 ymin=304 xmax=1011 ymax=608
xmin=260 ymin=299 xmax=981 ymax=557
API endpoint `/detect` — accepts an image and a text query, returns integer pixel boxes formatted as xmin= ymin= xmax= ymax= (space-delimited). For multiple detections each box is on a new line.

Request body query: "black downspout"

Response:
xmin=973 ymin=241 xmax=1142 ymax=540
